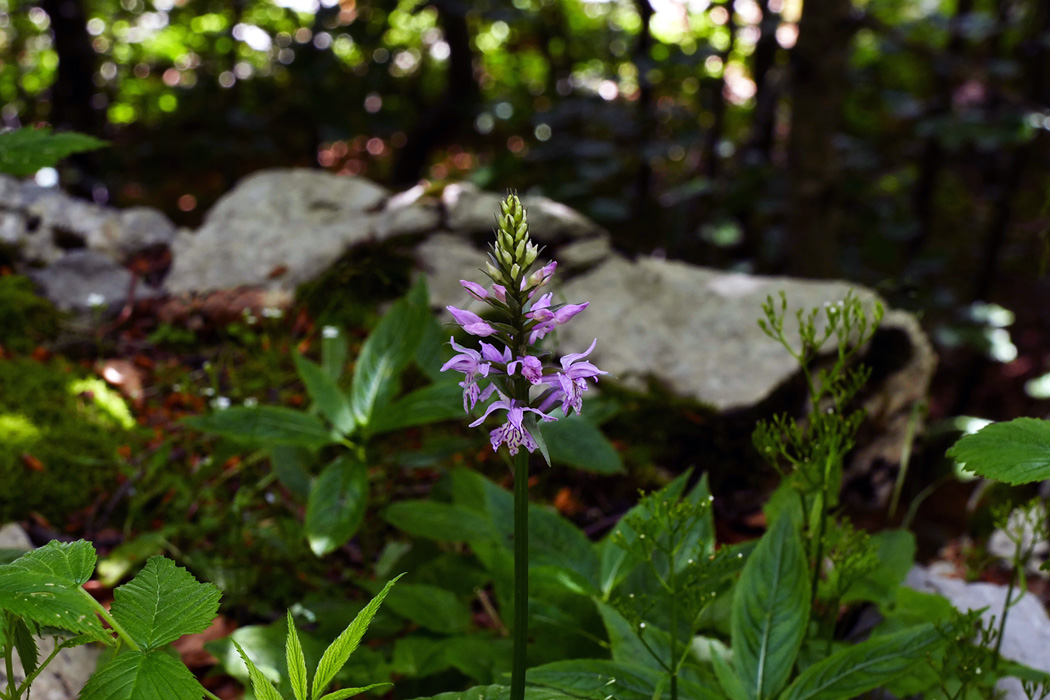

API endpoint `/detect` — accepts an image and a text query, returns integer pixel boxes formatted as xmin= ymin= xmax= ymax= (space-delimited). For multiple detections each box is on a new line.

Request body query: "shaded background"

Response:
xmin=3 ymin=0 xmax=1050 ymax=422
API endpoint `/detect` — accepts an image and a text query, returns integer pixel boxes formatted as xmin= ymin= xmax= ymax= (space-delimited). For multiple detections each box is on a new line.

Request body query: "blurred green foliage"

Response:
xmin=4 ymin=0 xmax=1046 ymax=298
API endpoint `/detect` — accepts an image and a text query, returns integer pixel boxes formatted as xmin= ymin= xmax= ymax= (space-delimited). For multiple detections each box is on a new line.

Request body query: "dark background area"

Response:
xmin=3 ymin=0 xmax=1050 ymax=425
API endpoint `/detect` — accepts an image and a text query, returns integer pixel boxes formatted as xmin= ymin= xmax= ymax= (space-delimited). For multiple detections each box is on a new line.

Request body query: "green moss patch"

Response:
xmin=0 ymin=356 xmax=138 ymax=523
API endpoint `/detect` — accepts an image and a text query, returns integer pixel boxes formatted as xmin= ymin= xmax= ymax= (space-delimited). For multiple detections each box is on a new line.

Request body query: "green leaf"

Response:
xmin=711 ymin=649 xmax=747 ymax=700
xmin=305 ymin=456 xmax=369 ymax=557
xmin=12 ymin=616 xmax=39 ymax=676
xmin=109 ymin=556 xmax=221 ymax=650
xmin=415 ymin=316 xmax=456 ymax=383
xmin=526 ymin=659 xmax=664 ymax=700
xmin=841 ymin=529 xmax=916 ymax=605
xmin=539 ymin=415 xmax=623 ymax=474
xmin=0 ymin=568 xmax=105 ymax=639
xmin=0 ymin=127 xmax=107 ymax=177
xmin=946 ymin=417 xmax=1050 ymax=484
xmin=322 ymin=327 xmax=349 ymax=382
xmin=286 ymin=611 xmax=309 ymax=700
xmin=370 ymin=382 xmax=466 ymax=434
xmin=778 ymin=623 xmax=944 ymax=700
xmin=528 ymin=504 xmax=600 ymax=593
xmin=594 ymin=600 xmax=667 ymax=671
xmin=294 ymin=352 xmax=356 ymax=435
xmin=730 ymin=516 xmax=810 ymax=700
xmin=350 ymin=279 xmax=429 ymax=430
xmin=313 ymin=574 xmax=403 ymax=699
xmin=382 ymin=501 xmax=493 ymax=542
xmin=234 ymin=639 xmax=286 ymax=700
xmin=409 ymin=685 xmax=580 ymax=700
xmin=598 ymin=470 xmax=692 ymax=597
xmin=79 ymin=650 xmax=206 ymax=700
xmin=184 ymin=406 xmax=337 ymax=449
xmin=381 ymin=582 xmax=470 ymax=634
xmin=9 ymin=540 xmax=97 ymax=586
xmin=270 ymin=446 xmax=313 ymax=501
xmin=318 ymin=682 xmax=392 ymax=700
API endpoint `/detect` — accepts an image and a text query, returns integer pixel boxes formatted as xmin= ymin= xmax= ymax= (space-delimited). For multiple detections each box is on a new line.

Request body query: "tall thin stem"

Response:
xmin=511 ymin=448 xmax=530 ymax=700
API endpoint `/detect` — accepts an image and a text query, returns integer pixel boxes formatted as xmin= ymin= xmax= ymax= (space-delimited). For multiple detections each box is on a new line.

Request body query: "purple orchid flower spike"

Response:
xmin=447 ymin=305 xmax=498 ymax=337
xmin=527 ymin=295 xmax=589 ymax=343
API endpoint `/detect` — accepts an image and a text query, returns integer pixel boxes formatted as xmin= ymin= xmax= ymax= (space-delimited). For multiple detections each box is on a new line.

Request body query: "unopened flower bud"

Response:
xmin=515 ymin=238 xmax=526 ymax=261
xmin=510 ymin=263 xmax=521 ymax=279
xmin=524 ymin=243 xmax=539 ymax=267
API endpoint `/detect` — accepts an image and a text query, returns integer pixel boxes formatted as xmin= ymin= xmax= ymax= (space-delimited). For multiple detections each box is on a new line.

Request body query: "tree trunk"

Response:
xmin=392 ymin=0 xmax=480 ymax=185
xmin=785 ymin=0 xmax=855 ymax=278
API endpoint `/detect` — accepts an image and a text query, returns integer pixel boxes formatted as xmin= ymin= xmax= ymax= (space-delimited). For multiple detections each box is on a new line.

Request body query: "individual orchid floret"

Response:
xmin=540 ymin=339 xmax=607 ymax=415
xmin=447 ymin=305 xmax=498 ymax=336
xmin=519 ymin=355 xmax=543 ymax=384
xmin=460 ymin=280 xmax=491 ymax=302
xmin=523 ymin=261 xmax=557 ymax=296
xmin=440 ymin=338 xmax=494 ymax=411
xmin=526 ymin=295 xmax=589 ymax=343
xmin=469 ymin=394 xmax=556 ymax=455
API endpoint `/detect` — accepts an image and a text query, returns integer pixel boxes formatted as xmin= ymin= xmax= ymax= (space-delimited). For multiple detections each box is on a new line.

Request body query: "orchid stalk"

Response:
xmin=441 ymin=193 xmax=605 ymax=700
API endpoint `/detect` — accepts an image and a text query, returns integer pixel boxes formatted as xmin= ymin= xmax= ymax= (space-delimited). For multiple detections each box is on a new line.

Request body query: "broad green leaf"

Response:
xmin=598 ymin=470 xmax=692 ymax=597
xmin=539 ymin=415 xmax=623 ymax=474
xmin=350 ymin=279 xmax=429 ymax=429
xmin=0 ymin=127 xmax=107 ymax=177
xmin=947 ymin=417 xmax=1050 ymax=484
xmin=528 ymin=504 xmax=600 ymax=593
xmin=294 ymin=352 xmax=356 ymax=435
xmin=318 ymin=682 xmax=392 ymax=700
xmin=711 ymin=652 xmax=747 ymax=700
xmin=415 ymin=316 xmax=456 ymax=383
xmin=451 ymin=468 xmax=515 ymax=543
xmin=841 ymin=529 xmax=915 ymax=605
xmin=442 ymin=635 xmax=513 ymax=683
xmin=381 ymin=582 xmax=470 ymax=634
xmin=731 ymin=516 xmax=809 ymax=700
xmin=305 ymin=456 xmax=368 ymax=557
xmin=12 ymin=616 xmax=39 ymax=676
xmin=0 ymin=568 xmax=105 ymax=639
xmin=10 ymin=540 xmax=97 ymax=586
xmin=184 ymin=406 xmax=337 ymax=449
xmin=286 ymin=611 xmax=309 ymax=700
xmin=270 ymin=446 xmax=313 ymax=501
xmin=313 ymin=574 xmax=403 ymax=699
xmin=234 ymin=639 xmax=285 ymax=700
xmin=79 ymin=650 xmax=206 ymax=700
xmin=382 ymin=501 xmax=493 ymax=542
xmin=779 ymin=623 xmax=944 ymax=700
xmin=370 ymin=382 xmax=466 ymax=434
xmin=322 ymin=327 xmax=349 ymax=382
xmin=526 ymin=659 xmax=664 ymax=700
xmin=206 ymin=617 xmax=328 ymax=700
xmin=411 ymin=685 xmax=582 ymax=700
xmin=594 ymin=600 xmax=668 ymax=671
xmin=109 ymin=556 xmax=221 ymax=650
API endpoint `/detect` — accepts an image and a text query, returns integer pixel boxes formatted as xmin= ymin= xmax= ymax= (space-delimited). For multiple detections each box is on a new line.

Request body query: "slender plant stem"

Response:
xmin=78 ymin=589 xmax=140 ymax=652
xmin=668 ymin=557 xmax=678 ymax=700
xmin=14 ymin=639 xmax=69 ymax=699
xmin=511 ymin=448 xmax=530 ymax=700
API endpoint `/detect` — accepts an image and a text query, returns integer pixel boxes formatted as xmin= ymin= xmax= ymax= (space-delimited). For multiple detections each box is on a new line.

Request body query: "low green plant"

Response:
xmin=0 ymin=127 xmax=106 ymax=178
xmin=0 ymin=539 xmax=399 ymax=700
xmin=0 ymin=276 xmax=63 ymax=353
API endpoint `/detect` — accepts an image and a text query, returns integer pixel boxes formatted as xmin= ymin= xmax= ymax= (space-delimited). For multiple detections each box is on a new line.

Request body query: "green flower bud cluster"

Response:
xmin=488 ymin=193 xmax=540 ymax=289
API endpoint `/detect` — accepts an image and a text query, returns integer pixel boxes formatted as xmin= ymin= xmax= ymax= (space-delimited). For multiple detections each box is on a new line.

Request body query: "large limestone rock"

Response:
xmin=0 ymin=524 xmax=102 ymax=700
xmin=166 ymin=169 xmax=395 ymax=294
xmin=907 ymin=565 xmax=1050 ymax=699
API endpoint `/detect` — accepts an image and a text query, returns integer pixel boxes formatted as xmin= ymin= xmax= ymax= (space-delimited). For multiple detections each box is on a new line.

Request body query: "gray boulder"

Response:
xmin=907 ymin=564 xmax=1050 ymax=699
xmin=26 ymin=249 xmax=160 ymax=313
xmin=166 ymin=168 xmax=392 ymax=294
xmin=441 ymin=182 xmax=605 ymax=243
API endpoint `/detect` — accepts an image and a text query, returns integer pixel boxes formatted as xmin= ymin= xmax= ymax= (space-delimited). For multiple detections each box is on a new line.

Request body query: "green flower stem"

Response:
xmin=668 ymin=559 xmax=678 ymax=700
xmin=13 ymin=637 xmax=73 ymax=699
xmin=511 ymin=447 xmax=530 ymax=700
xmin=78 ymin=588 xmax=141 ymax=652
xmin=4 ymin=635 xmax=15 ymax=700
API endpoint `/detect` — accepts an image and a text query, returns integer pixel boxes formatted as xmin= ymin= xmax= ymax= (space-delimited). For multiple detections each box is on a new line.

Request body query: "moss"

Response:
xmin=0 ymin=356 xmax=137 ymax=524
xmin=0 ymin=275 xmax=63 ymax=353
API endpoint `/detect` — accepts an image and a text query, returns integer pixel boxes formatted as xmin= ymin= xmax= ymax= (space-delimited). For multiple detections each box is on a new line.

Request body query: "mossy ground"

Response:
xmin=0 ymin=355 xmax=138 ymax=524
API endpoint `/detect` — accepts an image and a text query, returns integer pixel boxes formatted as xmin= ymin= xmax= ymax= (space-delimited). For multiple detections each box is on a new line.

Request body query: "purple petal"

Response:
xmin=447 ymin=306 xmax=498 ymax=337
xmin=460 ymin=280 xmax=489 ymax=301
